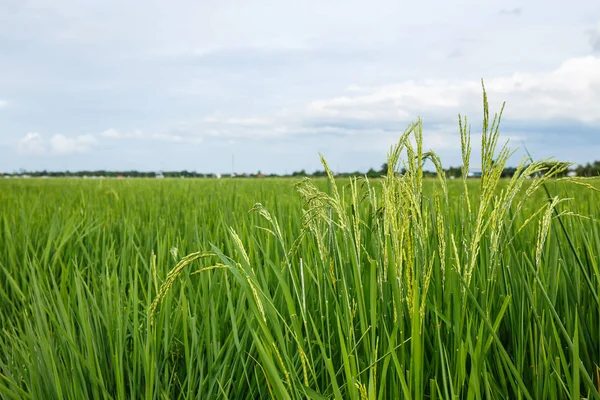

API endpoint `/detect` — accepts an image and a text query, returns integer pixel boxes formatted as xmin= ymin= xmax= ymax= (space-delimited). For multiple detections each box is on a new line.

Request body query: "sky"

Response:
xmin=1 ymin=0 xmax=599 ymax=174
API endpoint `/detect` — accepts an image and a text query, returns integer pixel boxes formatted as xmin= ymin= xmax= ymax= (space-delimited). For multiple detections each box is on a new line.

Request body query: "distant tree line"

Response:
xmin=0 ymin=170 xmax=218 ymax=178
xmin=573 ymin=161 xmax=600 ymax=177
xmin=2 ymin=161 xmax=599 ymax=179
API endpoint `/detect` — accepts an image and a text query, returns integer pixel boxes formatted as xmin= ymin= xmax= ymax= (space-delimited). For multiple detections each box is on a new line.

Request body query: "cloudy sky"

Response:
xmin=1 ymin=0 xmax=599 ymax=174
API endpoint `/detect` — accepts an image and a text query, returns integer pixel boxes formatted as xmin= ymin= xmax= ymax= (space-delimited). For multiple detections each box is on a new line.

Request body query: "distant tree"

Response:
xmin=445 ymin=166 xmax=462 ymax=178
xmin=366 ymin=168 xmax=379 ymax=178
xmin=379 ymin=163 xmax=388 ymax=175
xmin=501 ymin=167 xmax=517 ymax=178
xmin=292 ymin=169 xmax=307 ymax=177
xmin=576 ymin=162 xmax=600 ymax=177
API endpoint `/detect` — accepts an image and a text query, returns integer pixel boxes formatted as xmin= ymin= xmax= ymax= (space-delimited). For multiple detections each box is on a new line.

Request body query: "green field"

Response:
xmin=1 ymin=122 xmax=600 ymax=399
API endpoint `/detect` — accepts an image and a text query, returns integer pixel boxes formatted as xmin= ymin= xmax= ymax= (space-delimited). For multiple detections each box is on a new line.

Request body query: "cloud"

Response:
xmin=18 ymin=132 xmax=46 ymax=155
xmin=101 ymin=129 xmax=144 ymax=139
xmin=101 ymin=128 xmax=202 ymax=144
xmin=302 ymin=56 xmax=600 ymax=126
xmin=152 ymin=133 xmax=186 ymax=143
xmin=499 ymin=8 xmax=522 ymax=16
xmin=165 ymin=117 xmax=279 ymax=141
xmin=50 ymin=134 xmax=97 ymax=154
xmin=0 ymin=99 xmax=6 ymax=108
xmin=202 ymin=117 xmax=272 ymax=126
xmin=166 ymin=55 xmax=600 ymax=155
xmin=135 ymin=55 xmax=599 ymax=158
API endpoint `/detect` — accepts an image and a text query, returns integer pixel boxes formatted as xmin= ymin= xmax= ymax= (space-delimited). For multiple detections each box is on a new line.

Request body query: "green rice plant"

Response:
xmin=152 ymin=86 xmax=599 ymax=398
xmin=0 ymin=87 xmax=598 ymax=399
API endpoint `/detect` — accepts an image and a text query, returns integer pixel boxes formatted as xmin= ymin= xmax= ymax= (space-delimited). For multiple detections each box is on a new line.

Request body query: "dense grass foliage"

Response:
xmin=0 ymin=176 xmax=599 ymax=399
xmin=1 ymin=105 xmax=600 ymax=399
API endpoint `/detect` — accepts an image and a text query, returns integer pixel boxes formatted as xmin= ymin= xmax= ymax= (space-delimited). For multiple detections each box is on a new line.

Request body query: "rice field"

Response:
xmin=1 ymin=103 xmax=600 ymax=399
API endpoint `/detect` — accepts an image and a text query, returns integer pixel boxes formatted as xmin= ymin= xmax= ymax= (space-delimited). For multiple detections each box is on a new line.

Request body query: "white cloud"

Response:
xmin=50 ymin=134 xmax=97 ymax=154
xmin=498 ymin=8 xmax=522 ymax=16
xmin=169 ymin=117 xmax=280 ymax=141
xmin=18 ymin=132 xmax=46 ymax=155
xmin=175 ymin=55 xmax=599 ymax=149
xmin=304 ymin=56 xmax=600 ymax=124
xmin=102 ymin=129 xmax=197 ymax=143
xmin=17 ymin=132 xmax=99 ymax=156
xmin=131 ymin=54 xmax=598 ymax=161
xmin=202 ymin=117 xmax=272 ymax=126
xmin=0 ymin=99 xmax=6 ymax=108
xmin=101 ymin=129 xmax=144 ymax=139
xmin=152 ymin=133 xmax=186 ymax=143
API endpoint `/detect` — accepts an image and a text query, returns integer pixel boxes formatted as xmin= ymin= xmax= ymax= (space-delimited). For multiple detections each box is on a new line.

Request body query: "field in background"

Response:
xmin=0 ymin=172 xmax=599 ymax=399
